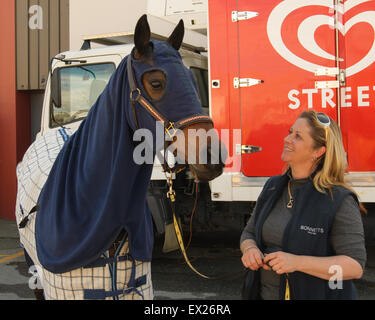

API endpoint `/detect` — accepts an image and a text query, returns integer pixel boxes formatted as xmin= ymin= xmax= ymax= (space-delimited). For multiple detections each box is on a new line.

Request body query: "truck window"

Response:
xmin=51 ymin=63 xmax=115 ymax=127
xmin=190 ymin=67 xmax=209 ymax=109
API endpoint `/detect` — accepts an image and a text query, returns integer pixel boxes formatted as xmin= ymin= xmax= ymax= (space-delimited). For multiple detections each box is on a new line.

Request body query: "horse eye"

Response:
xmin=150 ymin=80 xmax=163 ymax=90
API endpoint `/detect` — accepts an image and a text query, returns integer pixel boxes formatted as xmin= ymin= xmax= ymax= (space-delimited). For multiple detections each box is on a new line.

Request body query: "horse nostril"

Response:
xmin=201 ymin=144 xmax=218 ymax=165
xmin=199 ymin=146 xmax=210 ymax=165
xmin=200 ymin=141 xmax=227 ymax=167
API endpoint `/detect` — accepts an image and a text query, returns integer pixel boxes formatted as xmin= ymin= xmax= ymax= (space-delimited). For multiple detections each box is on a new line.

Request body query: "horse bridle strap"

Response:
xmin=126 ymin=57 xmax=213 ymax=138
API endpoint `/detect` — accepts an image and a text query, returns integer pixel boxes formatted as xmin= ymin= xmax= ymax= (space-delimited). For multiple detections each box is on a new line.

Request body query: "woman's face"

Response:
xmin=281 ymin=118 xmax=323 ymax=168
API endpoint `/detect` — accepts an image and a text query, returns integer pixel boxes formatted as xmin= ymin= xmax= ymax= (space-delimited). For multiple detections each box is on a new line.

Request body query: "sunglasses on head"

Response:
xmin=316 ymin=112 xmax=331 ymax=127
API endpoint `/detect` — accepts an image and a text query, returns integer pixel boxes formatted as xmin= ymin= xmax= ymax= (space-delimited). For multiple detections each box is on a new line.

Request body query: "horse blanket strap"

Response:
xmin=83 ymin=254 xmax=131 ymax=269
xmin=83 ymin=249 xmax=146 ymax=300
xmin=58 ymin=128 xmax=70 ymax=142
xmin=82 ymin=230 xmax=147 ymax=300
xmin=18 ymin=205 xmax=40 ymax=229
xmin=83 ymin=275 xmax=147 ymax=300
xmin=126 ymin=57 xmax=213 ymax=137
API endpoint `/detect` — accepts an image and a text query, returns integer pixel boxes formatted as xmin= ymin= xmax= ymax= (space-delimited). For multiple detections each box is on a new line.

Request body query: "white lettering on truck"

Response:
xmin=288 ymin=86 xmax=374 ymax=109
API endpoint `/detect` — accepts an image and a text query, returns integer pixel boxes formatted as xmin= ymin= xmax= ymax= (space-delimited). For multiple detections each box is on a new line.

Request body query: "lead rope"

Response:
xmin=165 ymin=171 xmax=245 ymax=281
xmin=285 ymin=274 xmax=290 ymax=300
xmin=164 ymin=172 xmax=210 ymax=274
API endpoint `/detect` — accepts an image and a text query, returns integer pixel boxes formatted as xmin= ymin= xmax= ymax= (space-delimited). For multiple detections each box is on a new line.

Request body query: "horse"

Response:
xmin=15 ymin=15 xmax=226 ymax=300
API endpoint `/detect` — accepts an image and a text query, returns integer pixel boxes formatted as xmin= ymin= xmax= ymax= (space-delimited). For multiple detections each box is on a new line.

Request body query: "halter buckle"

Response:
xmin=130 ymin=88 xmax=141 ymax=102
xmin=165 ymin=174 xmax=176 ymax=203
xmin=165 ymin=122 xmax=177 ymax=139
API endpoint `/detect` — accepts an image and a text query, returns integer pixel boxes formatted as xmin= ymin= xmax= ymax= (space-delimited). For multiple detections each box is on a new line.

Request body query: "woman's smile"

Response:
xmin=283 ymin=145 xmax=293 ymax=152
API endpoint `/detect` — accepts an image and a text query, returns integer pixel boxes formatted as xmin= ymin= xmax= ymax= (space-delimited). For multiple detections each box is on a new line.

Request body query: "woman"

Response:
xmin=240 ymin=110 xmax=366 ymax=300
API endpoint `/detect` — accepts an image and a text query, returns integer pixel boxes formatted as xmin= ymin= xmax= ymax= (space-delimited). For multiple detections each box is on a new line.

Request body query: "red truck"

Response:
xmin=207 ymin=0 xmax=375 ymax=241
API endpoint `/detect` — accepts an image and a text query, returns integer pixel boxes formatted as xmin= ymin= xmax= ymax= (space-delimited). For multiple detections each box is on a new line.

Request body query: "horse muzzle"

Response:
xmin=188 ymin=140 xmax=227 ymax=182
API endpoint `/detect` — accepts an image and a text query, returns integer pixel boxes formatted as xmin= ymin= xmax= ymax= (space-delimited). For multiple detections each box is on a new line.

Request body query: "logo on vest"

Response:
xmin=300 ymin=225 xmax=324 ymax=236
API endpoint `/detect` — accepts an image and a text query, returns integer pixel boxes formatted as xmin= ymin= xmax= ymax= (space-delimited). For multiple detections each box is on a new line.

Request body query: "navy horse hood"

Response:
xmin=130 ymin=40 xmax=204 ymax=126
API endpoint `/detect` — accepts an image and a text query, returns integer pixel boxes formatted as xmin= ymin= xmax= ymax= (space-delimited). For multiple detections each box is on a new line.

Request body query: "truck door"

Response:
xmin=235 ymin=0 xmax=340 ymax=177
xmin=339 ymin=0 xmax=375 ymax=172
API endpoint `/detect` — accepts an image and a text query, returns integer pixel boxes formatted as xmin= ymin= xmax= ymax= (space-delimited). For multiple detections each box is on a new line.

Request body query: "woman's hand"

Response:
xmin=263 ymin=251 xmax=299 ymax=274
xmin=241 ymin=246 xmax=265 ymax=271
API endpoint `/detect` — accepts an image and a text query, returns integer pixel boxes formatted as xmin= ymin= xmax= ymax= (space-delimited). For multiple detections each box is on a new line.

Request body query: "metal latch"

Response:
xmin=236 ymin=144 xmax=262 ymax=154
xmin=232 ymin=11 xmax=259 ymax=22
xmin=315 ymin=80 xmax=339 ymax=89
xmin=339 ymin=69 xmax=346 ymax=86
xmin=234 ymin=77 xmax=263 ymax=88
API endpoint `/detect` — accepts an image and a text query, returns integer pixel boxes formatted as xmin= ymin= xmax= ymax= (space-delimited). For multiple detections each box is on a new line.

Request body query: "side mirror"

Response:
xmin=51 ymin=68 xmax=62 ymax=108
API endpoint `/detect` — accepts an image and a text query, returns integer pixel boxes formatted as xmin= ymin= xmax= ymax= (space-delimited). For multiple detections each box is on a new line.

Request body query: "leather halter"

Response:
xmin=127 ymin=56 xmax=213 ymax=139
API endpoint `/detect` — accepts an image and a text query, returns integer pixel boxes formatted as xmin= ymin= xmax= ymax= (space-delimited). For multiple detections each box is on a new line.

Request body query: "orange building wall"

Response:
xmin=0 ymin=0 xmax=31 ymax=220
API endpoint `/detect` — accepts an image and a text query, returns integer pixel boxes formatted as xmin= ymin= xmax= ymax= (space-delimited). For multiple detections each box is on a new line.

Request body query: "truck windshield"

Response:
xmin=51 ymin=63 xmax=209 ymax=127
xmin=52 ymin=63 xmax=115 ymax=127
xmin=190 ymin=67 xmax=209 ymax=109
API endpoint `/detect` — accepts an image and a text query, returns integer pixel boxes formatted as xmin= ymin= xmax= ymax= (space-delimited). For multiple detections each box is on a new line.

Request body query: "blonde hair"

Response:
xmin=298 ymin=110 xmax=366 ymax=213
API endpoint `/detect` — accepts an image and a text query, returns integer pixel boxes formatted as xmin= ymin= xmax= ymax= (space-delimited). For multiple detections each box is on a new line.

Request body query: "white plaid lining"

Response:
xmin=41 ymin=239 xmax=153 ymax=300
xmin=15 ymin=129 xmax=153 ymax=300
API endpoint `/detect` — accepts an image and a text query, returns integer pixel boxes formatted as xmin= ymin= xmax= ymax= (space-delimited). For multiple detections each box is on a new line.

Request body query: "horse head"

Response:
xmin=130 ymin=15 xmax=227 ymax=182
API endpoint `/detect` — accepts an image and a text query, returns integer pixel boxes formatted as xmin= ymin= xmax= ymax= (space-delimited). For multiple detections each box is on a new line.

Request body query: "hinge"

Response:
xmin=314 ymin=67 xmax=339 ymax=76
xmin=232 ymin=11 xmax=258 ymax=22
xmin=234 ymin=77 xmax=263 ymax=88
xmin=315 ymin=80 xmax=339 ymax=89
xmin=236 ymin=144 xmax=262 ymax=154
xmin=315 ymin=67 xmax=345 ymax=88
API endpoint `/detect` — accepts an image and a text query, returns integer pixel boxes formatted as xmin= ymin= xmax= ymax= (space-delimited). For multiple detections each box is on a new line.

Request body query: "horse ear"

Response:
xmin=134 ymin=14 xmax=151 ymax=56
xmin=167 ymin=19 xmax=184 ymax=51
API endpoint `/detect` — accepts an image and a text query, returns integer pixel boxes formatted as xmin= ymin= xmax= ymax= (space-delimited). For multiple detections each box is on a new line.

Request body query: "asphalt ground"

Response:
xmin=1 ymin=218 xmax=375 ymax=300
